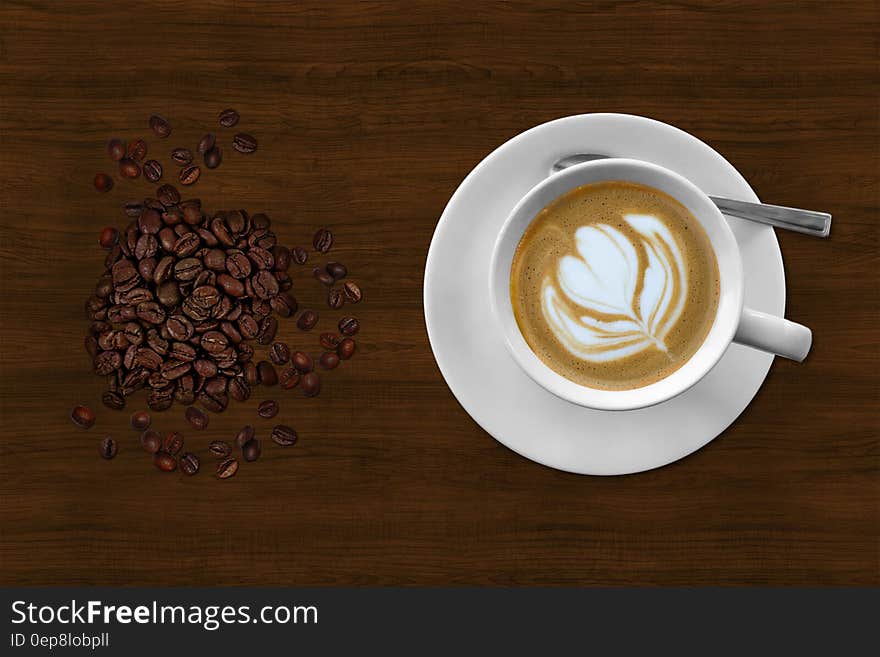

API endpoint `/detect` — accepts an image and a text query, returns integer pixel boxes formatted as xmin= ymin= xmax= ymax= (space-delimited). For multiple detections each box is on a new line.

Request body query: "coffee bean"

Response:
xmin=142 ymin=159 xmax=162 ymax=183
xmin=127 ymin=139 xmax=148 ymax=161
xmin=248 ymin=246 xmax=274 ymax=270
xmin=326 ymin=262 xmax=347 ymax=280
xmin=269 ymin=342 xmax=290 ymax=365
xmin=342 ymin=281 xmax=363 ymax=303
xmin=108 ymin=138 xmax=126 ymax=161
xmin=271 ymin=425 xmax=298 ymax=447
xmin=119 ymin=158 xmax=140 ymax=179
xmin=102 ymin=390 xmax=125 ymax=410
xmin=171 ymin=147 xmax=193 ymax=166
xmin=301 ymin=371 xmax=321 ymax=397
xmin=272 ymin=246 xmax=291 ymax=271
xmin=339 ymin=316 xmax=360 ymax=336
xmin=70 ymin=405 xmax=95 ymax=429
xmin=257 ymin=316 xmax=278 ymax=345
xmin=99 ymin=227 xmax=119 ymax=249
xmin=123 ymin=200 xmax=145 ymax=217
xmin=313 ymin=228 xmax=333 ymax=253
xmin=337 ymin=337 xmax=356 ymax=360
xmin=94 ymin=173 xmax=114 ymax=193
xmin=141 ymin=430 xmax=162 ymax=453
xmin=242 ymin=439 xmax=261 ymax=462
xmin=280 ymin=367 xmax=300 ymax=389
xmin=257 ymin=399 xmax=279 ymax=419
xmin=154 ymin=452 xmax=177 ymax=472
xmin=135 ymin=233 xmax=158 ymax=259
xmin=270 ymin=292 xmax=298 ymax=318
xmin=226 ymin=251 xmax=252 ymax=279
xmin=163 ymin=431 xmax=184 ymax=456
xmin=219 ymin=108 xmax=240 ymax=127
xmin=291 ymin=351 xmax=313 ymax=373
xmin=149 ymin=114 xmax=171 ymax=138
xmin=216 ymin=457 xmax=239 ymax=479
xmin=320 ymin=351 xmax=340 ymax=370
xmin=232 ymin=133 xmax=257 ymax=153
xmin=292 ymin=246 xmax=308 ymax=265
xmin=257 ymin=361 xmax=278 ymax=386
xmin=235 ymin=425 xmax=255 ymax=448
xmin=157 ymin=184 xmax=181 ymax=206
xmin=229 ymin=376 xmax=251 ymax=402
xmin=179 ymin=452 xmax=199 ymax=475
xmin=129 ymin=411 xmax=150 ymax=431
xmin=137 ymin=301 xmax=166 ymax=324
xmin=297 ymin=309 xmax=318 ymax=331
xmin=99 ymin=436 xmax=118 ymax=459
xmin=197 ymin=133 xmax=216 ymax=155
xmin=185 ymin=406 xmax=209 ymax=430
xmin=179 ymin=165 xmax=200 ymax=186
xmin=313 ymin=267 xmax=335 ymax=286
xmin=327 ymin=288 xmax=345 ymax=309
xmin=204 ymin=146 xmax=222 ymax=169
xmin=209 ymin=440 xmax=232 ymax=458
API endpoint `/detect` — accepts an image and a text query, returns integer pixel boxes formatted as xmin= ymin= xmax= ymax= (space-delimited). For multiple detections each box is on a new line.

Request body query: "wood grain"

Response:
xmin=0 ymin=1 xmax=877 ymax=586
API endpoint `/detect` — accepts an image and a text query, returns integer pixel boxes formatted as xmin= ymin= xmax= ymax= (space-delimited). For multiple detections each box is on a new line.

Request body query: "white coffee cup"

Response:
xmin=489 ymin=158 xmax=812 ymax=411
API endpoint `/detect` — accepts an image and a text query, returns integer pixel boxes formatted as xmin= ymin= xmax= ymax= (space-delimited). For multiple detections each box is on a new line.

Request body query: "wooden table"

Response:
xmin=1 ymin=1 xmax=876 ymax=586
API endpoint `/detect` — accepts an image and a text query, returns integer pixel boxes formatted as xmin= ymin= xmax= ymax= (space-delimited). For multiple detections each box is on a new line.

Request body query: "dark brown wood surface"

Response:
xmin=0 ymin=1 xmax=877 ymax=586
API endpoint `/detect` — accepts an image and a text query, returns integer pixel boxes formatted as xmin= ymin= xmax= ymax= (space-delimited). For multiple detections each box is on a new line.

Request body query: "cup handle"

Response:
xmin=733 ymin=307 xmax=812 ymax=362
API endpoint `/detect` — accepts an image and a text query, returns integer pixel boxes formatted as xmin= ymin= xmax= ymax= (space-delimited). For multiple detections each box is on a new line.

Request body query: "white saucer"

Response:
xmin=424 ymin=114 xmax=785 ymax=475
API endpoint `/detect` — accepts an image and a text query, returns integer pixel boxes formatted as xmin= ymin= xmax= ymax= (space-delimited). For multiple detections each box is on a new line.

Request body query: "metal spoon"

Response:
xmin=552 ymin=154 xmax=831 ymax=237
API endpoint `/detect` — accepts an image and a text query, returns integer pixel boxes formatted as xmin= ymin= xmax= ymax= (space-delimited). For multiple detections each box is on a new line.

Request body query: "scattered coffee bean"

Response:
xmin=297 ymin=309 xmax=318 ymax=331
xmin=154 ymin=452 xmax=177 ymax=472
xmin=119 ymin=158 xmax=141 ymax=179
xmin=180 ymin=452 xmax=200 ymax=475
xmin=130 ymin=410 xmax=151 ymax=431
xmin=99 ymin=227 xmax=119 ymax=249
xmin=235 ymin=425 xmax=255 ymax=448
xmin=209 ymin=440 xmax=232 ymax=458
xmin=271 ymin=425 xmax=298 ymax=447
xmin=102 ymin=390 xmax=125 ymax=410
xmin=339 ymin=316 xmax=360 ymax=336
xmin=216 ymin=457 xmax=239 ymax=479
xmin=242 ymin=439 xmax=261 ymax=462
xmin=94 ymin=173 xmax=114 ymax=193
xmin=320 ymin=351 xmax=340 ymax=370
xmin=280 ymin=367 xmax=300 ymax=389
xmin=179 ymin=165 xmax=200 ymax=186
xmin=232 ymin=133 xmax=257 ymax=154
xmin=204 ymin=146 xmax=222 ymax=169
xmin=320 ymin=332 xmax=341 ymax=350
xmin=143 ymin=159 xmax=163 ymax=183
xmin=219 ymin=109 xmax=240 ymax=127
xmin=163 ymin=431 xmax=184 ymax=455
xmin=149 ymin=114 xmax=171 ymax=138
xmin=292 ymin=246 xmax=308 ymax=265
xmin=327 ymin=287 xmax=345 ymax=309
xmin=343 ymin=281 xmax=362 ymax=303
xmin=326 ymin=262 xmax=347 ymax=280
xmin=141 ymin=430 xmax=162 ymax=454
xmin=107 ymin=139 xmax=126 ymax=161
xmin=258 ymin=399 xmax=279 ymax=419
xmin=127 ymin=139 xmax=148 ymax=162
xmin=197 ymin=133 xmax=216 ymax=155
xmin=99 ymin=436 xmax=117 ymax=459
xmin=337 ymin=337 xmax=356 ymax=360
xmin=269 ymin=342 xmax=290 ymax=365
xmin=185 ymin=406 xmax=209 ymax=430
xmin=313 ymin=267 xmax=335 ymax=286
xmin=291 ymin=351 xmax=313 ymax=373
xmin=301 ymin=371 xmax=321 ymax=397
xmin=312 ymin=228 xmax=333 ymax=253
xmin=257 ymin=360 xmax=278 ymax=386
xmin=171 ymin=147 xmax=193 ymax=166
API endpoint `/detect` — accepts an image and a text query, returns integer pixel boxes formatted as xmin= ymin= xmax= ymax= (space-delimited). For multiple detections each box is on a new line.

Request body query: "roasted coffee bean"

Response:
xmin=343 ymin=281 xmax=363 ymax=303
xmin=271 ymin=425 xmax=298 ymax=447
xmin=280 ymin=367 xmax=300 ymax=389
xmin=257 ymin=316 xmax=278 ymax=345
xmin=163 ymin=431 xmax=184 ymax=455
xmin=201 ymin=330 xmax=229 ymax=354
xmin=219 ymin=108 xmax=240 ymax=127
xmin=242 ymin=439 xmax=261 ymax=462
xmin=123 ymin=200 xmax=145 ymax=217
xmin=198 ymin=391 xmax=228 ymax=413
xmin=94 ymin=350 xmax=122 ymax=375
xmin=179 ymin=164 xmax=200 ymax=186
xmin=104 ymin=244 xmax=123 ymax=268
xmin=135 ymin=233 xmax=158 ymax=259
xmin=291 ymin=351 xmax=313 ymax=373
xmin=216 ymin=457 xmax=239 ymax=479
xmin=248 ymin=228 xmax=276 ymax=250
xmin=157 ymin=281 xmax=181 ymax=307
xmin=209 ymin=440 xmax=232 ymax=458
xmin=108 ymin=138 xmax=126 ymax=161
xmin=180 ymin=452 xmax=200 ymax=475
xmin=312 ymin=228 xmax=333 ymax=253
xmin=182 ymin=204 xmax=202 ymax=226
xmin=257 ymin=399 xmax=279 ymax=419
xmin=297 ymin=309 xmax=318 ymax=331
xmin=271 ymin=245 xmax=291 ymax=271
xmin=193 ymin=359 xmax=219 ymax=379
xmin=193 ymin=285 xmax=221 ymax=308
xmin=220 ymin=320 xmax=242 ymax=344
xmin=313 ymin=267 xmax=335 ymax=286
xmin=94 ymin=172 xmax=114 ymax=193
xmin=102 ymin=390 xmax=125 ymax=410
xmin=339 ymin=316 xmax=360 ymax=336
xmin=130 ymin=410 xmax=151 ymax=431
xmin=185 ymin=406 xmax=209 ymax=430
xmin=136 ymin=259 xmax=157 ymax=285
xmin=291 ymin=246 xmax=308 ymax=265
xmin=149 ymin=114 xmax=171 ymax=138
xmin=119 ymin=158 xmax=140 ymax=179
xmin=175 ymin=375 xmax=196 ymax=405
xmin=232 ymin=132 xmax=257 ymax=153
xmin=173 ymin=257 xmax=202 ymax=281
xmin=228 ymin=376 xmax=251 ymax=402
xmin=216 ymin=274 xmax=244 ymax=298
xmin=248 ymin=247 xmax=274 ymax=272
xmin=127 ymin=139 xmax=148 ymax=161
xmin=301 ymin=372 xmax=321 ymax=397
xmin=252 ymin=270 xmax=279 ymax=299
xmin=337 ymin=337 xmax=356 ymax=360
xmin=197 ymin=133 xmax=216 ymax=155
xmin=226 ymin=251 xmax=252 ymax=279
xmin=238 ymin=314 xmax=259 ymax=340
xmin=85 ymin=335 xmax=99 ymax=358
xmin=201 ymin=248 xmax=225 ymax=271
xmin=170 ymin=341 xmax=197 ymax=362
xmin=137 ymin=301 xmax=166 ymax=324
xmin=270 ymin=292 xmax=297 ymax=317
xmin=235 ymin=425 xmax=255 ymax=449
xmin=320 ymin=351 xmax=340 ymax=370
xmin=320 ymin=332 xmax=341 ymax=350
xmin=166 ymin=315 xmax=194 ymax=341
xmin=327 ymin=287 xmax=345 ymax=309
xmin=243 ymin=361 xmax=260 ymax=386
xmin=257 ymin=361 xmax=278 ymax=386
xmin=171 ymin=147 xmax=193 ymax=166
xmin=123 ymin=322 xmax=145 ymax=346
xmin=157 ymin=184 xmax=181 ymax=206
xmin=70 ymin=405 xmax=96 ymax=429
xmin=269 ymin=342 xmax=290 ymax=365
xmin=326 ymin=262 xmax=347 ymax=280
xmin=141 ymin=430 xmax=162 ymax=454
xmin=143 ymin=159 xmax=163 ymax=182
xmin=204 ymin=145 xmax=222 ymax=170
xmin=100 ymin=436 xmax=118 ymax=459
xmin=154 ymin=452 xmax=177 ymax=472
xmin=204 ymin=376 xmax=228 ymax=397
xmin=99 ymin=226 xmax=119 ymax=249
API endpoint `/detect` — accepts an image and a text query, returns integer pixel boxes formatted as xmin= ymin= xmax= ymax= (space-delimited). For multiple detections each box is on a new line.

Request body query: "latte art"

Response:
xmin=542 ymin=214 xmax=686 ymax=361
xmin=510 ymin=181 xmax=719 ymax=391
